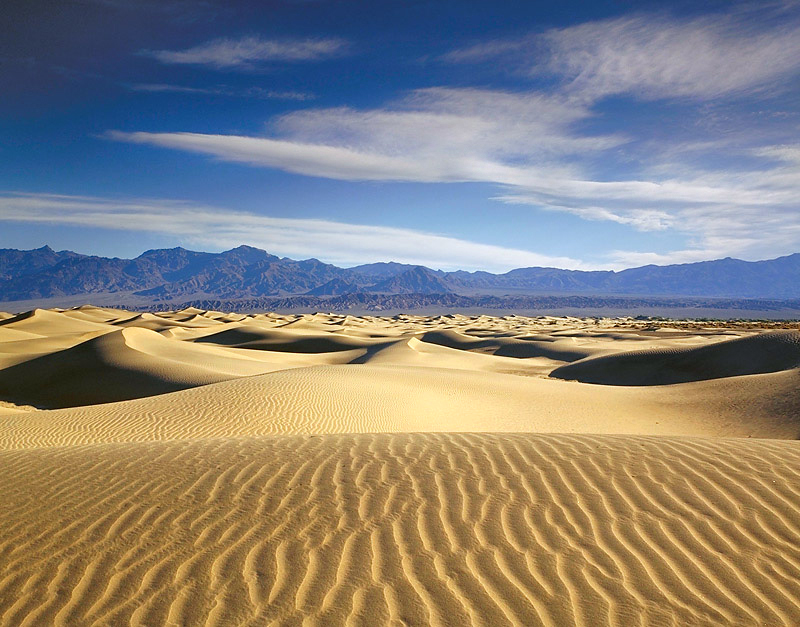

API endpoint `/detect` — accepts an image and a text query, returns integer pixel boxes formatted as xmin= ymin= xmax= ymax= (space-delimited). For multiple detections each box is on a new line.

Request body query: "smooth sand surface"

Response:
xmin=0 ymin=306 xmax=799 ymax=625
xmin=551 ymin=330 xmax=800 ymax=385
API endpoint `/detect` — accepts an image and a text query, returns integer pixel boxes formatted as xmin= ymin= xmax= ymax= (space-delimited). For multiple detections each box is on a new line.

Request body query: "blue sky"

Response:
xmin=1 ymin=0 xmax=799 ymax=271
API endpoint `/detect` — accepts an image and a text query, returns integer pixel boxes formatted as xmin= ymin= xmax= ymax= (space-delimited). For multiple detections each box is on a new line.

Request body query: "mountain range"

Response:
xmin=1 ymin=245 xmax=799 ymax=304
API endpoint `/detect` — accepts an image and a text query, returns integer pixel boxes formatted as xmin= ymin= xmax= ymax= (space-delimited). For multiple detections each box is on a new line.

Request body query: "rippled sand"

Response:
xmin=0 ymin=306 xmax=798 ymax=625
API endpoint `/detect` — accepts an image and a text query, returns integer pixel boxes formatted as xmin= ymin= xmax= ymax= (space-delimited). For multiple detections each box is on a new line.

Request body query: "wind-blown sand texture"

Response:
xmin=0 ymin=306 xmax=799 ymax=625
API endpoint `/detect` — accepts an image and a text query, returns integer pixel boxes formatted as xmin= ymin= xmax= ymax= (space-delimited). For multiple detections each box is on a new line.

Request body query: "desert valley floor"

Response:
xmin=0 ymin=306 xmax=799 ymax=626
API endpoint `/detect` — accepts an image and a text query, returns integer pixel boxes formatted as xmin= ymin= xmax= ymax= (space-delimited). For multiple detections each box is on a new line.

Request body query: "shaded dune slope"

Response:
xmin=0 ymin=327 xmax=283 ymax=409
xmin=112 ymin=312 xmax=224 ymax=331
xmin=551 ymin=330 xmax=800 ymax=385
xmin=420 ymin=329 xmax=603 ymax=361
xmin=1 ymin=434 xmax=799 ymax=626
xmin=194 ymin=325 xmax=388 ymax=353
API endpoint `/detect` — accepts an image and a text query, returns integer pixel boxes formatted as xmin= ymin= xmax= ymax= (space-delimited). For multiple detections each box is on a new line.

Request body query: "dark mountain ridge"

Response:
xmin=0 ymin=246 xmax=798 ymax=303
xmin=0 ymin=245 xmax=81 ymax=281
xmin=369 ymin=266 xmax=453 ymax=294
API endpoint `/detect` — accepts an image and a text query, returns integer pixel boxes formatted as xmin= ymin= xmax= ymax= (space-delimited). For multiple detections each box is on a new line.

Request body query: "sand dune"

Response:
xmin=0 ymin=326 xmax=301 ymax=408
xmin=551 ymin=330 xmax=800 ymax=385
xmin=1 ymin=307 xmax=799 ymax=625
xmin=113 ymin=311 xmax=227 ymax=331
xmin=420 ymin=329 xmax=607 ymax=361
xmin=0 ymin=308 xmax=116 ymax=335
xmin=2 ymin=363 xmax=798 ymax=450
xmin=2 ymin=434 xmax=799 ymax=626
xmin=59 ymin=305 xmax=137 ymax=324
xmin=195 ymin=324 xmax=387 ymax=353
xmin=0 ymin=327 xmax=43 ymax=342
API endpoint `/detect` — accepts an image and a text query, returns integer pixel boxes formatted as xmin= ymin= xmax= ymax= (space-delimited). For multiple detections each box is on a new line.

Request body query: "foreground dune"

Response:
xmin=2 ymin=434 xmax=799 ymax=626
xmin=1 ymin=307 xmax=799 ymax=625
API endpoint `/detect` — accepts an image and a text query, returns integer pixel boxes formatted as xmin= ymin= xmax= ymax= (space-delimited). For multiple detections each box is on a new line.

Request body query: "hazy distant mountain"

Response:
xmin=305 ymin=277 xmax=360 ymax=296
xmin=370 ymin=266 xmax=453 ymax=294
xmin=348 ymin=261 xmax=422 ymax=281
xmin=0 ymin=245 xmax=798 ymax=303
xmin=449 ymin=255 xmax=800 ymax=299
xmin=610 ymin=256 xmax=800 ymax=298
xmin=0 ymin=245 xmax=81 ymax=282
xmin=134 ymin=246 xmax=338 ymax=298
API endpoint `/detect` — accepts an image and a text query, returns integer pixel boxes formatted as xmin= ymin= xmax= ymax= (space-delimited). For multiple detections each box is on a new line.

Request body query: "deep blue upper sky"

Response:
xmin=1 ymin=0 xmax=799 ymax=271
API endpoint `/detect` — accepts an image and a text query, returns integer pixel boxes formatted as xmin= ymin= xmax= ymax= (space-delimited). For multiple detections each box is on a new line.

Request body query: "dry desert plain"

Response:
xmin=0 ymin=306 xmax=799 ymax=626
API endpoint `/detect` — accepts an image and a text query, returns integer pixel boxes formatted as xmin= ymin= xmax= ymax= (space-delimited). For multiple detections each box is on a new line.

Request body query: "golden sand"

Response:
xmin=0 ymin=307 xmax=798 ymax=625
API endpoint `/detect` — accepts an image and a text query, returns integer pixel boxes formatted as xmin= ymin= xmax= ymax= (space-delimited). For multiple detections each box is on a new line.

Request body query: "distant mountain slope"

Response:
xmin=449 ymin=254 xmax=800 ymax=298
xmin=0 ymin=246 xmax=81 ymax=281
xmin=305 ymin=278 xmax=360 ymax=296
xmin=348 ymin=261 xmax=423 ymax=281
xmin=611 ymin=255 xmax=800 ymax=298
xmin=0 ymin=246 xmax=798 ymax=303
xmin=370 ymin=266 xmax=453 ymax=294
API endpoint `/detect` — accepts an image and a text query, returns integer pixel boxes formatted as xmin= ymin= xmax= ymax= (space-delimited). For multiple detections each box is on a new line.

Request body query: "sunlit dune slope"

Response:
xmin=0 ymin=308 xmax=115 ymax=335
xmin=1 ymin=363 xmax=799 ymax=449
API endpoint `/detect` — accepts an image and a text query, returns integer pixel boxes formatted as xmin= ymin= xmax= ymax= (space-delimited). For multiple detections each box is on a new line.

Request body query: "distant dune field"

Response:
xmin=0 ymin=306 xmax=799 ymax=625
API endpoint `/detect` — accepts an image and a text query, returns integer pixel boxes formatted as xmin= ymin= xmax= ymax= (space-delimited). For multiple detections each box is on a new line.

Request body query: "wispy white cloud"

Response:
xmin=142 ymin=36 xmax=348 ymax=70
xmin=274 ymin=88 xmax=622 ymax=159
xmin=756 ymin=144 xmax=800 ymax=164
xmin=253 ymin=89 xmax=315 ymax=101
xmin=445 ymin=8 xmax=800 ymax=101
xmin=497 ymin=144 xmax=800 ymax=267
xmin=541 ymin=13 xmax=800 ymax=101
xmin=440 ymin=37 xmax=535 ymax=64
xmin=0 ymin=192 xmax=584 ymax=272
xmin=107 ymin=130 xmax=466 ymax=182
xmin=128 ymin=83 xmax=315 ymax=100
xmin=129 ymin=83 xmax=215 ymax=95
xmin=107 ymin=86 xmax=623 ymax=183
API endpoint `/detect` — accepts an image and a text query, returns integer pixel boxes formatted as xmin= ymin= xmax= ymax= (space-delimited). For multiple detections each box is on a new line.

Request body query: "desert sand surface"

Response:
xmin=0 ymin=306 xmax=799 ymax=625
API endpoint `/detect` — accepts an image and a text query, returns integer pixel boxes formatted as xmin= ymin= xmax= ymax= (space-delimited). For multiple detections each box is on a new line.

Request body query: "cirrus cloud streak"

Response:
xmin=445 ymin=7 xmax=800 ymax=101
xmin=141 ymin=36 xmax=348 ymax=70
xmin=0 ymin=192 xmax=585 ymax=272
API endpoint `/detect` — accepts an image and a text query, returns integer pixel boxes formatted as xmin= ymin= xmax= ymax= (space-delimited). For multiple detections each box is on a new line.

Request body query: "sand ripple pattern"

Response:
xmin=2 ymin=433 xmax=799 ymax=626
